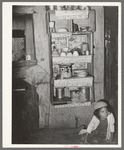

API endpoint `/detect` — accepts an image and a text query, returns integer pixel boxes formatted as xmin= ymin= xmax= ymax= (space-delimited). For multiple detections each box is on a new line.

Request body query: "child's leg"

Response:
xmin=87 ymin=131 xmax=99 ymax=144
xmin=80 ymin=133 xmax=86 ymax=143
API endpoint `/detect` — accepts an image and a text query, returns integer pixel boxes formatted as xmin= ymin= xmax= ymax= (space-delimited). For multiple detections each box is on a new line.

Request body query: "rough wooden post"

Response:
xmin=33 ymin=6 xmax=50 ymax=73
xmin=91 ymin=6 xmax=104 ymax=101
xmin=33 ymin=6 xmax=51 ymax=128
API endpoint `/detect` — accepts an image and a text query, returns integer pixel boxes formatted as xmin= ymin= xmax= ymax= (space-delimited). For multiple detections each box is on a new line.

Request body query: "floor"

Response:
xmin=13 ymin=128 xmax=118 ymax=145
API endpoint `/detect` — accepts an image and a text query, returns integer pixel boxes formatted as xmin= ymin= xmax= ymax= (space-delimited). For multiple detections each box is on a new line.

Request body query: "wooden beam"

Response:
xmin=32 ymin=6 xmax=51 ymax=128
xmin=13 ymin=6 xmax=35 ymax=16
xmin=33 ymin=6 xmax=50 ymax=74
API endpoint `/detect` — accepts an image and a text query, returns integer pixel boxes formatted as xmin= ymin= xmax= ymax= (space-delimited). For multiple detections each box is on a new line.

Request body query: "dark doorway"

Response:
xmin=104 ymin=6 xmax=118 ymax=131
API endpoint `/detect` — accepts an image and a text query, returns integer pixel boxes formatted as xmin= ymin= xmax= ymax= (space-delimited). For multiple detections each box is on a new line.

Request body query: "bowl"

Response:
xmin=73 ymin=51 xmax=79 ymax=56
xmin=67 ymin=52 xmax=73 ymax=56
xmin=74 ymin=70 xmax=87 ymax=74
xmin=57 ymin=28 xmax=68 ymax=33
xmin=77 ymin=74 xmax=87 ymax=78
xmin=60 ymin=52 xmax=66 ymax=57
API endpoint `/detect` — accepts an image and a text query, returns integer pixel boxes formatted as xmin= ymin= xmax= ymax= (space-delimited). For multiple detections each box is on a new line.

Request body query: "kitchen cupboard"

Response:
xmin=47 ymin=7 xmax=96 ymax=106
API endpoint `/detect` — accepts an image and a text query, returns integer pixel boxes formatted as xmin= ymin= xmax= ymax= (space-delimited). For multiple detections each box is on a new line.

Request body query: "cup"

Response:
xmin=60 ymin=52 xmax=66 ymax=57
xmin=67 ymin=52 xmax=73 ymax=56
xmin=26 ymin=55 xmax=31 ymax=60
xmin=49 ymin=21 xmax=55 ymax=28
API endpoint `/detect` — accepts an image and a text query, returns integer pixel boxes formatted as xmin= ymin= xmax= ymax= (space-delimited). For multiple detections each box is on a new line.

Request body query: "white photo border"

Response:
xmin=2 ymin=2 xmax=122 ymax=148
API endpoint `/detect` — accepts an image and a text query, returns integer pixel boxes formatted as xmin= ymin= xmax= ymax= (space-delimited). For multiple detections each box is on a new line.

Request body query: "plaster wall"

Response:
xmin=13 ymin=6 xmax=104 ymax=129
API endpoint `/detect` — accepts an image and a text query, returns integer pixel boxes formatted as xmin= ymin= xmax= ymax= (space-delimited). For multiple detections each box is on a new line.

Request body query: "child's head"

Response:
xmin=93 ymin=99 xmax=112 ymax=120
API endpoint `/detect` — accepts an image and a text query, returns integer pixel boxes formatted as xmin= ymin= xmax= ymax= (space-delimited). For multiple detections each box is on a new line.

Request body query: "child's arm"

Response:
xmin=106 ymin=113 xmax=115 ymax=142
xmin=107 ymin=132 xmax=114 ymax=142
xmin=110 ymin=132 xmax=114 ymax=141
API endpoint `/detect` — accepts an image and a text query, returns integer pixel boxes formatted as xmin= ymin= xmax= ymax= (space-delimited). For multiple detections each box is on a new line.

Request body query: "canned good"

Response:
xmin=82 ymin=43 xmax=88 ymax=51
xmin=81 ymin=43 xmax=88 ymax=55
xmin=72 ymin=5 xmax=78 ymax=10
xmin=56 ymin=87 xmax=64 ymax=99
xmin=70 ymin=90 xmax=76 ymax=99
xmin=56 ymin=6 xmax=61 ymax=10
xmin=66 ymin=6 xmax=72 ymax=10
xmin=49 ymin=5 xmax=54 ymax=10
xmin=80 ymin=87 xmax=89 ymax=101
xmin=78 ymin=6 xmax=85 ymax=10
xmin=60 ymin=64 xmax=72 ymax=79
xmin=86 ymin=50 xmax=89 ymax=55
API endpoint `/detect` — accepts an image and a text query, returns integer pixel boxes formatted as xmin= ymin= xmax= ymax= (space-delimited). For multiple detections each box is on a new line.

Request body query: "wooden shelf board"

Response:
xmin=53 ymin=96 xmax=72 ymax=105
xmin=51 ymin=32 xmax=92 ymax=37
xmin=52 ymin=55 xmax=92 ymax=64
xmin=13 ymin=6 xmax=35 ymax=16
xmin=54 ymin=76 xmax=93 ymax=87
xmin=54 ymin=101 xmax=92 ymax=108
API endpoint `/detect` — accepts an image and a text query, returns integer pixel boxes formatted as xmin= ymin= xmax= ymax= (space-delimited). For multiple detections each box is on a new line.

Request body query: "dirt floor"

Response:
xmin=13 ymin=128 xmax=118 ymax=145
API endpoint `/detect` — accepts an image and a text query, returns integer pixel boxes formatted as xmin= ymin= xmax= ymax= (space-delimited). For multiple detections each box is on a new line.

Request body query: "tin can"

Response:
xmin=82 ymin=43 xmax=88 ymax=51
xmin=56 ymin=87 xmax=64 ymax=99
xmin=67 ymin=6 xmax=72 ymax=10
xmin=49 ymin=5 xmax=54 ymax=10
xmin=60 ymin=64 xmax=72 ymax=79
xmin=80 ymin=87 xmax=89 ymax=101
xmin=78 ymin=6 xmax=85 ymax=10
xmin=56 ymin=5 xmax=61 ymax=10
xmin=72 ymin=5 xmax=78 ymax=10
xmin=81 ymin=43 xmax=88 ymax=55
xmin=86 ymin=50 xmax=89 ymax=55
xmin=70 ymin=90 xmax=76 ymax=99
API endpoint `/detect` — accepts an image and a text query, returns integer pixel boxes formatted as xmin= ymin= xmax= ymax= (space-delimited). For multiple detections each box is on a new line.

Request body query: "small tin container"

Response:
xmin=56 ymin=87 xmax=64 ymax=99
xmin=81 ymin=43 xmax=88 ymax=55
xmin=49 ymin=5 xmax=54 ymax=10
xmin=60 ymin=64 xmax=72 ymax=79
xmin=72 ymin=5 xmax=78 ymax=10
xmin=80 ymin=87 xmax=89 ymax=101
xmin=56 ymin=6 xmax=61 ymax=10
xmin=78 ymin=6 xmax=85 ymax=10
xmin=86 ymin=50 xmax=89 ymax=55
xmin=70 ymin=90 xmax=76 ymax=99
xmin=82 ymin=43 xmax=88 ymax=51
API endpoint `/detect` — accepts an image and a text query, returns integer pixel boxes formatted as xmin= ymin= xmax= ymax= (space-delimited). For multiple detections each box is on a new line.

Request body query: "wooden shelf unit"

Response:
xmin=48 ymin=9 xmax=95 ymax=105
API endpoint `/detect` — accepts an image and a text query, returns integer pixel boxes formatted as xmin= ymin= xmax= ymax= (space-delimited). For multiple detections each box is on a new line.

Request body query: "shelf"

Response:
xmin=51 ymin=32 xmax=92 ymax=37
xmin=12 ymin=60 xmax=37 ymax=68
xmin=54 ymin=76 xmax=93 ymax=87
xmin=54 ymin=10 xmax=89 ymax=20
xmin=52 ymin=32 xmax=72 ymax=38
xmin=53 ymin=96 xmax=72 ymax=105
xmin=54 ymin=101 xmax=91 ymax=108
xmin=52 ymin=55 xmax=92 ymax=64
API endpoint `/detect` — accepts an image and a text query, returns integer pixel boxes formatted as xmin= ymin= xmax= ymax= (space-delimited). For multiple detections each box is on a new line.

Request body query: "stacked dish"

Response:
xmin=74 ymin=69 xmax=87 ymax=78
